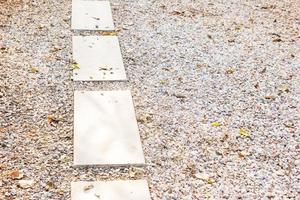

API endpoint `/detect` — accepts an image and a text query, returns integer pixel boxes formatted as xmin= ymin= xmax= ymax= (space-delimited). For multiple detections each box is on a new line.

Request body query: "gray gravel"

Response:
xmin=1 ymin=0 xmax=300 ymax=199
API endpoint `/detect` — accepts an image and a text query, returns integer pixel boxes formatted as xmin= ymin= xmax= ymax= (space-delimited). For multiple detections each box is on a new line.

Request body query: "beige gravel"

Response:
xmin=0 ymin=0 xmax=300 ymax=199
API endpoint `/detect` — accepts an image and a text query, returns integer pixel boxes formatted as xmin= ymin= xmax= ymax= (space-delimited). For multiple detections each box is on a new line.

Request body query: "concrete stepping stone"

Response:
xmin=72 ymin=36 xmax=126 ymax=81
xmin=73 ymin=90 xmax=145 ymax=166
xmin=72 ymin=0 xmax=114 ymax=30
xmin=71 ymin=180 xmax=151 ymax=200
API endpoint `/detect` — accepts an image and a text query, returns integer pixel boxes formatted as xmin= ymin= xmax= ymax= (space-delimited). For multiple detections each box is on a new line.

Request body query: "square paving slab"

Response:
xmin=74 ymin=90 xmax=145 ymax=166
xmin=71 ymin=180 xmax=151 ymax=200
xmin=72 ymin=0 xmax=114 ymax=30
xmin=72 ymin=36 xmax=126 ymax=81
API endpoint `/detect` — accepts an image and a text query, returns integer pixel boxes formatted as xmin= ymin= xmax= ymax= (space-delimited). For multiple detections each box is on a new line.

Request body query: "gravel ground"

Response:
xmin=1 ymin=0 xmax=300 ymax=199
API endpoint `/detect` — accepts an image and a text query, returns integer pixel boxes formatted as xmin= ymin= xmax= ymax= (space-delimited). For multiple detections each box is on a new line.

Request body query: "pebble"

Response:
xmin=18 ymin=180 xmax=35 ymax=189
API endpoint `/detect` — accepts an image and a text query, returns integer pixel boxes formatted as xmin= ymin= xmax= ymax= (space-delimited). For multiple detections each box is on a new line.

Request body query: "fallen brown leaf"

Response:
xmin=10 ymin=170 xmax=24 ymax=179
xmin=47 ymin=115 xmax=59 ymax=124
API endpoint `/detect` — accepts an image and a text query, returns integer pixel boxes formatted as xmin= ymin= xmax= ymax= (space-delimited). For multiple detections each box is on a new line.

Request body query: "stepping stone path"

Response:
xmin=71 ymin=0 xmax=151 ymax=199
xmin=74 ymin=90 xmax=145 ymax=166
xmin=72 ymin=36 xmax=126 ymax=81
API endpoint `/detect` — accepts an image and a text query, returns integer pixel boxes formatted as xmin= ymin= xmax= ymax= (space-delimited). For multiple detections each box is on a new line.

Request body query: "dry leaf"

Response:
xmin=59 ymin=155 xmax=71 ymax=163
xmin=273 ymin=38 xmax=282 ymax=42
xmin=129 ymin=167 xmax=144 ymax=178
xmin=38 ymin=24 xmax=46 ymax=30
xmin=174 ymin=94 xmax=186 ymax=99
xmin=226 ymin=68 xmax=235 ymax=74
xmin=265 ymin=95 xmax=276 ymax=100
xmin=46 ymin=181 xmax=56 ymax=189
xmin=71 ymin=62 xmax=80 ymax=70
xmin=278 ymin=85 xmax=290 ymax=93
xmin=261 ymin=5 xmax=276 ymax=9
xmin=99 ymin=66 xmax=112 ymax=71
xmin=239 ymin=151 xmax=251 ymax=158
xmin=50 ymin=46 xmax=62 ymax=53
xmin=239 ymin=128 xmax=250 ymax=137
xmin=283 ymin=121 xmax=294 ymax=128
xmin=58 ymin=189 xmax=66 ymax=195
xmin=137 ymin=114 xmax=153 ymax=124
xmin=171 ymin=154 xmax=184 ymax=162
xmin=30 ymin=67 xmax=39 ymax=73
xmin=207 ymin=178 xmax=216 ymax=184
xmin=171 ymin=10 xmax=185 ymax=16
xmin=211 ymin=122 xmax=221 ymax=127
xmin=159 ymin=79 xmax=168 ymax=85
xmin=83 ymin=184 xmax=94 ymax=192
xmin=47 ymin=115 xmax=59 ymax=124
xmin=10 ymin=170 xmax=24 ymax=179
xmin=100 ymin=31 xmax=118 ymax=36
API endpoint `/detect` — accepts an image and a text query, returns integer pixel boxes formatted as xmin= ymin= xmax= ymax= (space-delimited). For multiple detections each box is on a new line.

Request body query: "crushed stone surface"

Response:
xmin=0 ymin=0 xmax=299 ymax=199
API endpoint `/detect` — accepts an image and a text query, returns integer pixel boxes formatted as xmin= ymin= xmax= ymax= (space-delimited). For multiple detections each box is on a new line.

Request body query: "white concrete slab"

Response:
xmin=71 ymin=180 xmax=151 ymax=200
xmin=72 ymin=36 xmax=126 ymax=81
xmin=72 ymin=0 xmax=114 ymax=30
xmin=74 ymin=90 xmax=145 ymax=166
